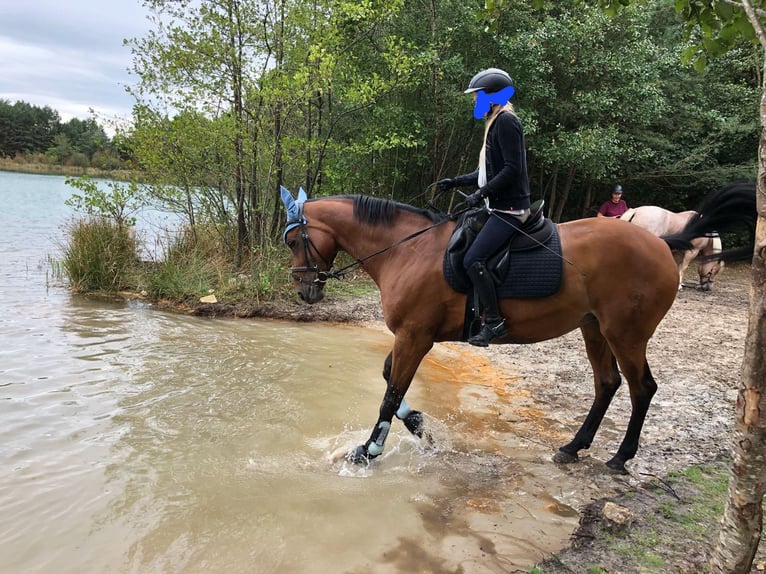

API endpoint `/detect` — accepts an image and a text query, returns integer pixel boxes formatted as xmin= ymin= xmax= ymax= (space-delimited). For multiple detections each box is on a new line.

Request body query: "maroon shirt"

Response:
xmin=598 ymin=198 xmax=628 ymax=218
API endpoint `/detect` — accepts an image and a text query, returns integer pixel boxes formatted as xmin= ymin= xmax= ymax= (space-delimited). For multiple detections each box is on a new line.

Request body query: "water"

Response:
xmin=0 ymin=171 xmax=584 ymax=574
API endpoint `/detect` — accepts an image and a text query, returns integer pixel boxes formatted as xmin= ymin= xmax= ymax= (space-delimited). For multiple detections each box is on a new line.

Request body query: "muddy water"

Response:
xmin=0 ymin=172 xmax=591 ymax=574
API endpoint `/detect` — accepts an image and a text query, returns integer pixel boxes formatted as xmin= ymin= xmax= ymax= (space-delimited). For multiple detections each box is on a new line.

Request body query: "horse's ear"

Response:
xmin=280 ymin=185 xmax=300 ymax=223
xmin=297 ymin=187 xmax=307 ymax=204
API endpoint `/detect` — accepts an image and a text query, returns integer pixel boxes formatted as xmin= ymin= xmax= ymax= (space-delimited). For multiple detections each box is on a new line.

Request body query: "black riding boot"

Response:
xmin=466 ymin=262 xmax=507 ymax=347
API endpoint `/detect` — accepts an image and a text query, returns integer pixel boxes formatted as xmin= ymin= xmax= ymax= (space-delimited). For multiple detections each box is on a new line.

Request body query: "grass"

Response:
xmin=603 ymin=465 xmax=729 ymax=572
xmin=534 ymin=461 xmax=766 ymax=573
xmin=0 ymin=157 xmax=137 ymax=181
xmin=60 ymin=217 xmax=139 ymax=293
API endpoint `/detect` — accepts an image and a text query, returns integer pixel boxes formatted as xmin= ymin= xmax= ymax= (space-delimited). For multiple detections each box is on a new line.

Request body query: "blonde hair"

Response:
xmin=478 ymin=102 xmax=516 ymax=185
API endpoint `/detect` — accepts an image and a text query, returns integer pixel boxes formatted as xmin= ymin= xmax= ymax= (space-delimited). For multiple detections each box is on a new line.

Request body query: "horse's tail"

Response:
xmin=661 ymin=180 xmax=757 ymax=263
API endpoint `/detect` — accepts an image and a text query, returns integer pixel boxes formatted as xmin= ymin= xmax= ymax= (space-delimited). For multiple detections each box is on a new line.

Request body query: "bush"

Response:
xmin=142 ymin=226 xmax=226 ymax=300
xmin=61 ymin=217 xmax=139 ymax=293
xmin=141 ymin=225 xmax=294 ymax=303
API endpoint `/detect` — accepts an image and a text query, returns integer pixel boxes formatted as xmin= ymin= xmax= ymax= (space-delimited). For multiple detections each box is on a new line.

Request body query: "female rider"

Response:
xmin=436 ymin=68 xmax=531 ymax=347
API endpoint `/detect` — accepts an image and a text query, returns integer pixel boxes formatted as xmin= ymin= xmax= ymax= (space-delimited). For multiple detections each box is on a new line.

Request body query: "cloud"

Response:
xmin=0 ymin=1 xmax=150 ymax=124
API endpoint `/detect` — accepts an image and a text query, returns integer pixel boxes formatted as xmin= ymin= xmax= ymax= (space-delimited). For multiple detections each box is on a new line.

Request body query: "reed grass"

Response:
xmin=61 ymin=217 xmax=139 ymax=293
xmin=138 ymin=225 xmax=293 ymax=303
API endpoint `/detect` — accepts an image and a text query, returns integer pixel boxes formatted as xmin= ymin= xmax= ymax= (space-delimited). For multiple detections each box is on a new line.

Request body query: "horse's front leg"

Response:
xmin=381 ymin=351 xmax=426 ymax=438
xmin=677 ymin=246 xmax=700 ymax=289
xmin=348 ymin=336 xmax=432 ymax=464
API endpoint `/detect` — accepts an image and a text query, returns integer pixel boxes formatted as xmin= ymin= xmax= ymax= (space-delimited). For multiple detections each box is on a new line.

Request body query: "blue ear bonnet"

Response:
xmin=473 ymin=85 xmax=515 ymax=119
xmin=280 ymin=185 xmax=308 ymax=244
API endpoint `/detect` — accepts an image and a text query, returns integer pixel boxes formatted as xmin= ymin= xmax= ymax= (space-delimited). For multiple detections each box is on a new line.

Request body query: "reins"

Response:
xmin=291 ymin=213 xmax=454 ymax=284
xmin=486 ymin=205 xmax=577 ymax=268
xmin=290 ymin=187 xmax=583 ymax=285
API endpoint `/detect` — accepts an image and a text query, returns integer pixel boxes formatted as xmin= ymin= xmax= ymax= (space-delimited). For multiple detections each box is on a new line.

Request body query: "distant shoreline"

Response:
xmin=0 ymin=159 xmax=137 ymax=181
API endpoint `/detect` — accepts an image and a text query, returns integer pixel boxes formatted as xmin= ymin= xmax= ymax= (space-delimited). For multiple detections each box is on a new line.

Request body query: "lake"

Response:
xmin=0 ymin=170 xmax=583 ymax=573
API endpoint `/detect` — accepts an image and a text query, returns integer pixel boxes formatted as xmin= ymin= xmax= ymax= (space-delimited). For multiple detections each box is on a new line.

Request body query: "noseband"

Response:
xmin=289 ymin=220 xmax=335 ymax=286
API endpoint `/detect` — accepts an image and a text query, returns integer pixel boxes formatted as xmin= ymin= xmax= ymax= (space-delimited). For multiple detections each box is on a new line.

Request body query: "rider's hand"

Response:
xmin=435 ymin=178 xmax=455 ymax=194
xmin=465 ymin=190 xmax=485 ymax=208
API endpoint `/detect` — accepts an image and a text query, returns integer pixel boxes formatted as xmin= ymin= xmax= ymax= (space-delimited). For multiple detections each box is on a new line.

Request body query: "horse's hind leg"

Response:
xmin=605 ymin=358 xmax=657 ymax=473
xmin=553 ymin=317 xmax=622 ymax=465
xmin=382 ymin=351 xmax=425 ymax=437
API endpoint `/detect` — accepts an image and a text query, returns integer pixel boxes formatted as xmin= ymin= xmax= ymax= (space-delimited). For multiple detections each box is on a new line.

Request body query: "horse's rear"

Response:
xmin=495 ymin=217 xmax=679 ymax=471
xmin=497 ymin=217 xmax=678 ymax=345
xmin=621 ymin=205 xmax=720 ymax=289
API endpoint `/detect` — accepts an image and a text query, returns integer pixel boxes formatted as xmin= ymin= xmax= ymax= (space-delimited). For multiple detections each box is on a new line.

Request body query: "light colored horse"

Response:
xmin=620 ymin=206 xmax=723 ymax=290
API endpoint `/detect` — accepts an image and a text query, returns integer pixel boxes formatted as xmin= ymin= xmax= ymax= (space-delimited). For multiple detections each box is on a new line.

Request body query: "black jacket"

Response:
xmin=454 ymin=111 xmax=531 ymax=211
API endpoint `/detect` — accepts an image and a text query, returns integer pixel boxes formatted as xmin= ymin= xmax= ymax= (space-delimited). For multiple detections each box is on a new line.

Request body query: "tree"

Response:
xmin=468 ymin=0 xmax=756 ymax=220
xmin=579 ymin=1 xmax=766 ymax=571
xmin=60 ymin=117 xmax=110 ymax=158
xmin=129 ymin=0 xmax=266 ymax=266
xmin=0 ymin=100 xmax=60 ymax=157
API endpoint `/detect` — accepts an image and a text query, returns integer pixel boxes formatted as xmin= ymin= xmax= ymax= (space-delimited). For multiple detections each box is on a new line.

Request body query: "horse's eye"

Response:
xmin=286 ymin=239 xmax=297 ymax=249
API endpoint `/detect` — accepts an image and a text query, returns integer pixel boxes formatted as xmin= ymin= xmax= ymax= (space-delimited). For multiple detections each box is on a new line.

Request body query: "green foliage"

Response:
xmin=142 ymin=227 xmax=223 ymax=299
xmin=674 ymin=0 xmax=759 ymax=70
xmin=141 ymin=225 xmax=292 ymax=302
xmin=114 ymin=0 xmax=760 ymax=281
xmin=61 ymin=217 xmax=139 ymax=293
xmin=0 ymin=99 xmax=117 ymax=164
xmin=65 ymin=176 xmax=143 ymax=227
xmin=0 ymin=100 xmax=59 ymax=157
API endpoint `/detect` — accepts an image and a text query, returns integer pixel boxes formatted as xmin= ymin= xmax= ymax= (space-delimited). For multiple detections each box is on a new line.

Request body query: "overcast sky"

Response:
xmin=0 ymin=1 xmax=152 ymax=124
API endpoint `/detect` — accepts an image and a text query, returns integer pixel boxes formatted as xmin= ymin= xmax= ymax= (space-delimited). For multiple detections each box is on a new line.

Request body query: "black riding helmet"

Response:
xmin=464 ymin=68 xmax=514 ymax=95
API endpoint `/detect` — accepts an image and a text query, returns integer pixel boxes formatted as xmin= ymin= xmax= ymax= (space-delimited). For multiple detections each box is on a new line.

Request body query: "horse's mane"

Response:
xmin=308 ymin=195 xmax=448 ymax=226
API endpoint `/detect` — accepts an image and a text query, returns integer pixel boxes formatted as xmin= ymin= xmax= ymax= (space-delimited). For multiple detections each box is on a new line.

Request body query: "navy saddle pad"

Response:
xmin=443 ymin=216 xmax=563 ymax=299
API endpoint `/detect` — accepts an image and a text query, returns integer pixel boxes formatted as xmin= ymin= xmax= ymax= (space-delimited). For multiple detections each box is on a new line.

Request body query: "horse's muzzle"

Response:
xmin=299 ymin=283 xmax=325 ymax=304
xmin=699 ymin=282 xmax=713 ymax=292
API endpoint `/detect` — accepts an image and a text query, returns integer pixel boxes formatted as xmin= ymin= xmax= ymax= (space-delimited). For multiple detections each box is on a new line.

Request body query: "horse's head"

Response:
xmin=280 ymin=186 xmax=337 ymax=304
xmin=698 ymin=235 xmax=724 ymax=291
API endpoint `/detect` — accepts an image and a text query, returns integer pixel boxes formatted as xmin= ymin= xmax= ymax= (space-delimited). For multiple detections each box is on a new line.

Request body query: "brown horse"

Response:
xmin=620 ymin=205 xmax=723 ymax=290
xmin=280 ymin=181 xmax=755 ymax=473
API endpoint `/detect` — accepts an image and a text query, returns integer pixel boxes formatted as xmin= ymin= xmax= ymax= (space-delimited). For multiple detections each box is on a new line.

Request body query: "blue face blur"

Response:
xmin=472 ymin=85 xmax=515 ymax=119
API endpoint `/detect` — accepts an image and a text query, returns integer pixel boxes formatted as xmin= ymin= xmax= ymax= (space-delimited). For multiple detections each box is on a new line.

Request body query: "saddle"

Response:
xmin=443 ymin=199 xmax=563 ymax=298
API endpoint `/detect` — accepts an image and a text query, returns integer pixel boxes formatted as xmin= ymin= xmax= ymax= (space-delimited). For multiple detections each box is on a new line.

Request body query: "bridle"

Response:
xmin=288 ymin=219 xmax=336 ymax=287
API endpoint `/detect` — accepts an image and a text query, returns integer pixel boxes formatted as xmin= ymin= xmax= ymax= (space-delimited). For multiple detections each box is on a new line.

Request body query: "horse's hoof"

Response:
xmin=552 ymin=450 xmax=579 ymax=464
xmin=605 ymin=457 xmax=629 ymax=474
xmin=402 ymin=411 xmax=424 ymax=438
xmin=346 ymin=445 xmax=370 ymax=465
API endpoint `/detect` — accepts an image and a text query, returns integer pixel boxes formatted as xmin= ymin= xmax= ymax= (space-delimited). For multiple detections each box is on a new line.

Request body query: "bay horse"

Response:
xmin=620 ymin=205 xmax=722 ymax=290
xmin=281 ymin=181 xmax=755 ymax=473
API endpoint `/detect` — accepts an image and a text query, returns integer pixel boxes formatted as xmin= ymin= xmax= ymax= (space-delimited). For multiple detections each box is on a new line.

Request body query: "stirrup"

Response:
xmin=468 ymin=319 xmax=507 ymax=347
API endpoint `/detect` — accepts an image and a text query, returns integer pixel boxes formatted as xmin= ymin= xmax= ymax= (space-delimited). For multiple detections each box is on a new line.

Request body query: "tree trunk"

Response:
xmin=581 ymin=175 xmax=593 ymax=219
xmin=226 ymin=0 xmax=247 ymax=268
xmin=552 ymin=164 xmax=575 ymax=223
xmin=709 ymin=31 xmax=766 ymax=573
xmin=548 ymin=166 xmax=559 ymax=220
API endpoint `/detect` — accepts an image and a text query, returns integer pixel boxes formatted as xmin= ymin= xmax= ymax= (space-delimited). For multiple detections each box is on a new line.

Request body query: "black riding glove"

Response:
xmin=465 ymin=190 xmax=485 ymax=208
xmin=435 ymin=178 xmax=455 ymax=194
